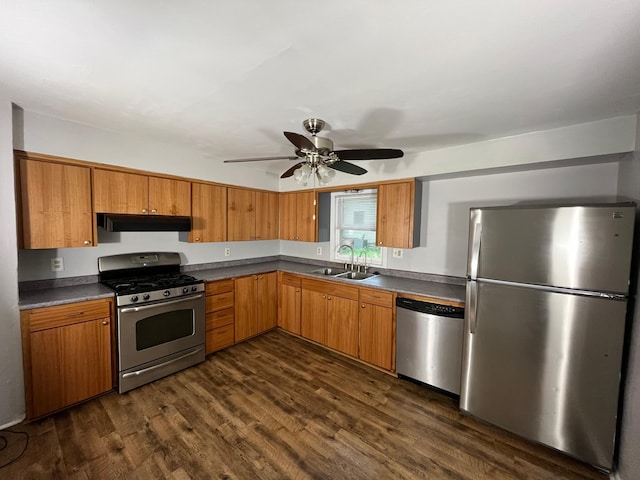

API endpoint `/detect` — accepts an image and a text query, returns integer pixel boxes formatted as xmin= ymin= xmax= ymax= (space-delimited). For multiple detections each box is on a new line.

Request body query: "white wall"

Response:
xmin=281 ymin=161 xmax=620 ymax=277
xmin=615 ymin=115 xmax=640 ymax=480
xmin=0 ymin=102 xmax=25 ymax=428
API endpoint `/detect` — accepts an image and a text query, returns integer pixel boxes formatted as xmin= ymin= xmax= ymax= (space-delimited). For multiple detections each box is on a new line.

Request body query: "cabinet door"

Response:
xmin=376 ymin=181 xmax=415 ymax=248
xmin=191 ymin=183 xmax=227 ymax=242
xmin=256 ymin=272 xmax=277 ymax=333
xmin=301 ymin=289 xmax=327 ymax=344
xmin=235 ymin=275 xmax=257 ymax=341
xmin=279 ymin=283 xmax=301 ymax=335
xmin=279 ymin=192 xmax=297 ymax=240
xmin=359 ymin=303 xmax=394 ymax=370
xmin=29 ymin=318 xmax=112 ymax=418
xmin=19 ymin=159 xmax=93 ymax=249
xmin=326 ymin=296 xmax=359 ymax=357
xmin=296 ymin=191 xmax=317 ymax=242
xmin=255 ymin=191 xmax=279 ymax=240
xmin=228 ymin=188 xmax=256 ymax=241
xmin=148 ymin=177 xmax=191 ymax=216
xmin=94 ymin=169 xmax=149 ymax=214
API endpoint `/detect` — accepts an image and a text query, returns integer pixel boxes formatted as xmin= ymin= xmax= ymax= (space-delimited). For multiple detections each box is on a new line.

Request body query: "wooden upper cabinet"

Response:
xmin=190 ymin=183 xmax=227 ymax=243
xmin=255 ymin=191 xmax=279 ymax=240
xmin=279 ymin=191 xmax=317 ymax=242
xmin=148 ymin=177 xmax=191 ymax=216
xmin=376 ymin=180 xmax=422 ymax=249
xmin=93 ymin=169 xmax=190 ymax=216
xmin=94 ymin=170 xmax=148 ymax=214
xmin=228 ymin=188 xmax=278 ymax=241
xmin=19 ymin=158 xmax=94 ymax=249
xmin=228 ymin=188 xmax=256 ymax=241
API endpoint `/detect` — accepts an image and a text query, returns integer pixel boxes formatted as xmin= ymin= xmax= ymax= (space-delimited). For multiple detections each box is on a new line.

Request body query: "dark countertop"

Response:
xmin=19 ymin=260 xmax=466 ymax=310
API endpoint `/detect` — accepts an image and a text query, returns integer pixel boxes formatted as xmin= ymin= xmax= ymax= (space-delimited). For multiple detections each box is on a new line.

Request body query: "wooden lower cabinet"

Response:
xmin=300 ymin=278 xmax=359 ymax=356
xmin=278 ymin=272 xmax=302 ymax=335
xmin=205 ymin=279 xmax=235 ymax=354
xmin=359 ymin=288 xmax=396 ymax=371
xmin=21 ymin=298 xmax=113 ymax=419
xmin=235 ymin=272 xmax=277 ymax=342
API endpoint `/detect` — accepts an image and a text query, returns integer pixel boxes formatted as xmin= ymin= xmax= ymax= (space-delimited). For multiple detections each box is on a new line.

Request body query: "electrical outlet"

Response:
xmin=392 ymin=249 xmax=403 ymax=259
xmin=316 ymin=246 xmax=323 ymax=255
xmin=50 ymin=257 xmax=64 ymax=271
xmin=224 ymin=248 xmax=231 ymax=257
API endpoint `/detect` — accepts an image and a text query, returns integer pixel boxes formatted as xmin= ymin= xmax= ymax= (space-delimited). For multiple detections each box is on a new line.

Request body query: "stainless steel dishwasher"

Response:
xmin=396 ymin=297 xmax=465 ymax=395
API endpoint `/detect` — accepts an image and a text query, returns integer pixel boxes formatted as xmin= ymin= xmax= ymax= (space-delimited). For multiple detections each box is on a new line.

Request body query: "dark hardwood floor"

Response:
xmin=2 ymin=330 xmax=604 ymax=479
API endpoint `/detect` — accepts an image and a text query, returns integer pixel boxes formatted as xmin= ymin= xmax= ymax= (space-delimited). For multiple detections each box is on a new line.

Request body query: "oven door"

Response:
xmin=117 ymin=293 xmax=205 ymax=372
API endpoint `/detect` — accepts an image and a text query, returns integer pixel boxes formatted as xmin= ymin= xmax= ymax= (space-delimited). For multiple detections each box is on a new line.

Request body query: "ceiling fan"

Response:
xmin=223 ymin=118 xmax=404 ymax=185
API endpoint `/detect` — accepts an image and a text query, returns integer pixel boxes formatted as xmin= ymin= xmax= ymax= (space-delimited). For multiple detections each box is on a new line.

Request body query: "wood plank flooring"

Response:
xmin=2 ymin=330 xmax=605 ymax=479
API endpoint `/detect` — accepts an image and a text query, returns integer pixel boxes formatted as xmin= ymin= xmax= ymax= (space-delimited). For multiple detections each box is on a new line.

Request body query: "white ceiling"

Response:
xmin=2 ymin=1 xmax=640 ymax=172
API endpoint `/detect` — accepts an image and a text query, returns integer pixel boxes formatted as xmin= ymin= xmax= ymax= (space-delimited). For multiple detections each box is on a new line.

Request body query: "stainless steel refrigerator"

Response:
xmin=460 ymin=203 xmax=636 ymax=471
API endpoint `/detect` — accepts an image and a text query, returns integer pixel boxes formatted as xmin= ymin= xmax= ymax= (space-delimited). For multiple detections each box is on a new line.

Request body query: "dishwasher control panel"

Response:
xmin=396 ymin=297 xmax=464 ymax=318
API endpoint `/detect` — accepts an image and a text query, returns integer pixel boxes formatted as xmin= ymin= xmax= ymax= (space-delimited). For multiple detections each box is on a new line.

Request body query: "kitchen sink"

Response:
xmin=334 ymin=271 xmax=377 ymax=281
xmin=310 ymin=267 xmax=348 ymax=276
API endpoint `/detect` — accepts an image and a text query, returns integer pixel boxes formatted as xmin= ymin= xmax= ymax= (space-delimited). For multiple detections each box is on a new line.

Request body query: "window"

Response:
xmin=331 ymin=189 xmax=385 ymax=267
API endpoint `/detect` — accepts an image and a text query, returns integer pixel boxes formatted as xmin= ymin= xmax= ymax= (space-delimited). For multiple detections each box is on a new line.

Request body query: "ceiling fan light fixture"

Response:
xmin=316 ymin=163 xmax=336 ymax=185
xmin=294 ymin=163 xmax=312 ymax=186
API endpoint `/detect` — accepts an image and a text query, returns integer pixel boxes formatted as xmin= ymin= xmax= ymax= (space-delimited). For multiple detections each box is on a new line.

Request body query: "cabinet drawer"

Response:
xmin=206 ymin=324 xmax=235 ymax=354
xmin=359 ymin=288 xmax=394 ymax=308
xmin=206 ymin=308 xmax=234 ymax=330
xmin=301 ymin=278 xmax=359 ymax=300
xmin=281 ymin=272 xmax=302 ymax=287
xmin=206 ymin=279 xmax=234 ymax=295
xmin=28 ymin=298 xmax=112 ymax=332
xmin=206 ymin=291 xmax=234 ymax=312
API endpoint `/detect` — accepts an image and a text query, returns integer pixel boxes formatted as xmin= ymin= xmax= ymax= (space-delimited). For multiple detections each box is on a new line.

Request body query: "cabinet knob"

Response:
xmin=102 ymin=321 xmax=108 ymax=325
xmin=322 ymin=295 xmax=326 ymax=299
xmin=378 ymin=241 xmax=383 ymax=245
xmin=296 ymin=288 xmax=300 ymax=293
xmin=84 ymin=240 xmax=91 ymax=245
xmin=361 ymin=304 xmax=366 ymax=308
xmin=142 ymin=208 xmax=148 ymax=213
xmin=151 ymin=208 xmax=157 ymax=213
xmin=195 ymin=237 xmax=201 ymax=242
xmin=327 ymin=296 xmax=332 ymax=300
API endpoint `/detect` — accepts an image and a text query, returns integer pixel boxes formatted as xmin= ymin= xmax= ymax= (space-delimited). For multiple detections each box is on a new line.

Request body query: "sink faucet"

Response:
xmin=357 ymin=250 xmax=368 ymax=273
xmin=338 ymin=244 xmax=355 ymax=270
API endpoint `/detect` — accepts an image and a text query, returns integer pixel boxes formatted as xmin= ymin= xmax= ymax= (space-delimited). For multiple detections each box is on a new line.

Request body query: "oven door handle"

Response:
xmin=120 ymin=293 xmax=204 ymax=313
xmin=121 ymin=347 xmax=204 ymax=379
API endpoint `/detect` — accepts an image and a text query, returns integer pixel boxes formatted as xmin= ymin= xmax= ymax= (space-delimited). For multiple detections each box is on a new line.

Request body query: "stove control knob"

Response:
xmin=182 ymin=287 xmax=189 ymax=294
xmin=191 ymin=286 xmax=198 ymax=292
xmin=163 ymin=290 xmax=171 ymax=297
xmin=131 ymin=296 xmax=139 ymax=303
xmin=143 ymin=294 xmax=150 ymax=301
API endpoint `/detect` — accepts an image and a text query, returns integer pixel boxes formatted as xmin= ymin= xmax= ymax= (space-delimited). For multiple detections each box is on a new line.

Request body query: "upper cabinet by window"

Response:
xmin=376 ymin=180 xmax=422 ymax=249
xmin=279 ymin=191 xmax=317 ymax=242
xmin=93 ymin=169 xmax=191 ymax=216
xmin=18 ymin=157 xmax=94 ymax=249
xmin=228 ymin=188 xmax=278 ymax=241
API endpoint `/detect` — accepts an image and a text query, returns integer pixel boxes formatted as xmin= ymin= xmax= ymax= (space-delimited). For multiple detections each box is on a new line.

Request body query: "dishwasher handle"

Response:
xmin=396 ymin=297 xmax=464 ymax=318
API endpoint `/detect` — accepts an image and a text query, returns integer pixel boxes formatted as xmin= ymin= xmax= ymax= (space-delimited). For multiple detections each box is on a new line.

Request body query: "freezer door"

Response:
xmin=467 ymin=205 xmax=634 ymax=293
xmin=461 ymin=280 xmax=627 ymax=470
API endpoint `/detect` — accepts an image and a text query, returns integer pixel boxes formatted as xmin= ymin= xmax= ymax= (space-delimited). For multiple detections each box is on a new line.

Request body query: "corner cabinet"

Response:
xmin=93 ymin=169 xmax=191 ymax=216
xmin=21 ymin=298 xmax=113 ymax=419
xmin=228 ymin=188 xmax=279 ymax=241
xmin=235 ymin=272 xmax=277 ymax=341
xmin=17 ymin=156 xmax=94 ymax=249
xmin=279 ymin=191 xmax=317 ymax=242
xmin=376 ymin=180 xmax=422 ymax=249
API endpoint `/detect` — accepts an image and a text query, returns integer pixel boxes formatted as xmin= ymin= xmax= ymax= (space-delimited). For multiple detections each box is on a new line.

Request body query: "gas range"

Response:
xmin=98 ymin=252 xmax=205 ymax=307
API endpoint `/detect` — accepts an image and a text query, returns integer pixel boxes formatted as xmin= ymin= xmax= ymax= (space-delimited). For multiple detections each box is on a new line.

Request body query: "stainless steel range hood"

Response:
xmin=98 ymin=214 xmax=191 ymax=232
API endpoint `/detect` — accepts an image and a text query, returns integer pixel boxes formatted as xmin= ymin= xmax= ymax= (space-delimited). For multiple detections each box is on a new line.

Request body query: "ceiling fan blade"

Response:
xmin=284 ymin=131 xmax=317 ymax=152
xmin=280 ymin=162 xmax=305 ymax=179
xmin=328 ymin=161 xmax=367 ymax=175
xmin=223 ymin=156 xmax=298 ymax=163
xmin=333 ymin=148 xmax=404 ymax=160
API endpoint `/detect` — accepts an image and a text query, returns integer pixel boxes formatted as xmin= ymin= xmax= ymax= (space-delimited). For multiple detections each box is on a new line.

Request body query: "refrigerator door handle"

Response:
xmin=468 ymin=280 xmax=478 ymax=334
xmin=470 ymin=222 xmax=482 ymax=280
